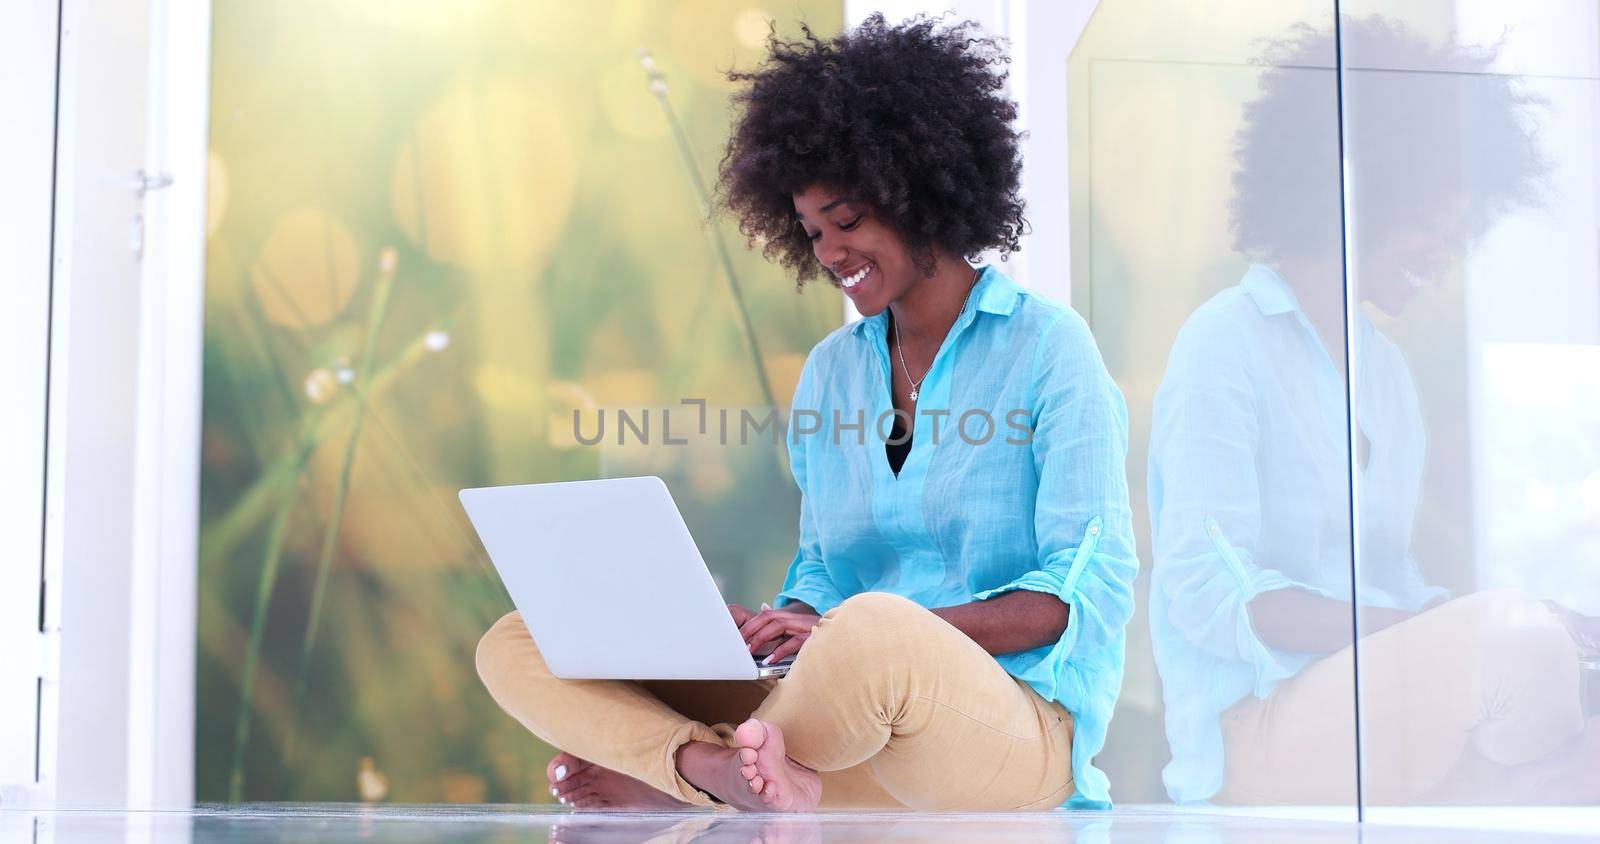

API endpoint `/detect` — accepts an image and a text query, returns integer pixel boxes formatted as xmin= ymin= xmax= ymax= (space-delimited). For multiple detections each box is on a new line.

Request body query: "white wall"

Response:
xmin=0 ymin=0 xmax=61 ymax=801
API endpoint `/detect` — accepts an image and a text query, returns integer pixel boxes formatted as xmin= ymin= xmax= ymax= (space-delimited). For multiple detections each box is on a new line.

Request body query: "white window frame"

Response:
xmin=1 ymin=0 xmax=210 ymax=810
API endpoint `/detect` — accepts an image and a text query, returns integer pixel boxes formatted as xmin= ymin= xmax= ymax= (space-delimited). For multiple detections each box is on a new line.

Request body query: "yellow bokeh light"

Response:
xmin=669 ymin=0 xmax=774 ymax=88
xmin=587 ymin=368 xmax=656 ymax=405
xmin=734 ymin=8 xmax=774 ymax=49
xmin=391 ymin=75 xmax=584 ymax=270
xmin=764 ymin=351 xmax=808 ymax=406
xmin=250 ymin=208 xmax=361 ymax=330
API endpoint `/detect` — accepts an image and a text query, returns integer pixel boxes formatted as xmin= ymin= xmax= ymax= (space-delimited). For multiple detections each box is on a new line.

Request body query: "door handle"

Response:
xmin=123 ymin=169 xmax=174 ymax=260
xmin=125 ymin=168 xmax=174 ymax=198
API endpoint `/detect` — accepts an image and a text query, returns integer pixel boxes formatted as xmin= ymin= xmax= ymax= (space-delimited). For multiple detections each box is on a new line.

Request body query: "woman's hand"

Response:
xmin=727 ymin=603 xmax=757 ymax=628
xmin=726 ymin=603 xmax=792 ymax=657
xmin=739 ymin=606 xmax=822 ymax=663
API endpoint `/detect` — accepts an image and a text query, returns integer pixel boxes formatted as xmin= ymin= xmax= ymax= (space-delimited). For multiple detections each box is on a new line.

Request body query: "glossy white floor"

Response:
xmin=3 ymin=804 xmax=1596 ymax=843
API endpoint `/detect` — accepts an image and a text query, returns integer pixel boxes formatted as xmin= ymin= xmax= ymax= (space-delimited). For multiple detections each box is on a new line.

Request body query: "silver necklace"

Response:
xmin=894 ymin=266 xmax=980 ymax=402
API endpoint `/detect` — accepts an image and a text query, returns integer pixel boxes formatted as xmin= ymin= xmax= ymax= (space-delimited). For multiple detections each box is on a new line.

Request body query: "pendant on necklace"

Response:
xmin=909 ymin=388 xmax=919 ymax=401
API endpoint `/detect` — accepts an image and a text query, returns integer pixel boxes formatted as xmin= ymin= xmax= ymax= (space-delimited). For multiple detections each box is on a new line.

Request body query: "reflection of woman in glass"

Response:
xmin=1148 ymin=17 xmax=1598 ymax=806
xmin=476 ymin=13 xmax=1137 ymax=811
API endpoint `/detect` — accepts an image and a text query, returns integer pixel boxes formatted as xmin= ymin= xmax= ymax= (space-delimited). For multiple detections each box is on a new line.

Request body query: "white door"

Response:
xmin=39 ymin=0 xmax=208 ymax=810
xmin=40 ymin=0 xmax=154 ymax=807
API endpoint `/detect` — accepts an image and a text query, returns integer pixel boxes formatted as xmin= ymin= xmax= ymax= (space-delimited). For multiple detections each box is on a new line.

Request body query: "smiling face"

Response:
xmin=792 ymin=183 xmax=925 ymax=316
xmin=1358 ymin=191 xmax=1473 ymax=317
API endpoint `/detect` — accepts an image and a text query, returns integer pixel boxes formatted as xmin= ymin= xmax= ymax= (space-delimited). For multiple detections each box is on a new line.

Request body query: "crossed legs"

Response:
xmin=1220 ymin=589 xmax=1592 ymax=805
xmin=475 ymin=591 xmax=1075 ymax=811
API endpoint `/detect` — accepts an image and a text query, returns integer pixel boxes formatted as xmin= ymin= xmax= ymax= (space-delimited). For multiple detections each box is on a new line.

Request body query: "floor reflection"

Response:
xmin=3 ymin=804 xmax=1596 ymax=843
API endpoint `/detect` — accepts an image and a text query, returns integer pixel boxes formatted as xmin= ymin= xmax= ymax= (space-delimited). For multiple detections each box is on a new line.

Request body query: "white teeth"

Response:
xmin=841 ymin=262 xmax=872 ymax=289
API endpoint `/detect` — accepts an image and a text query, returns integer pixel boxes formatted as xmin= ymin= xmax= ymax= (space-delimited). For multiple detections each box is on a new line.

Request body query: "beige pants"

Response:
xmin=475 ymin=591 xmax=1075 ymax=810
xmin=1220 ymin=589 xmax=1587 ymax=805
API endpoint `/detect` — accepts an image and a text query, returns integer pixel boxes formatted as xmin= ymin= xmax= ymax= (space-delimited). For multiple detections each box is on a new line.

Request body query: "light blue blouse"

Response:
xmin=1146 ymin=264 xmax=1449 ymax=804
xmin=772 ymin=264 xmax=1139 ymax=809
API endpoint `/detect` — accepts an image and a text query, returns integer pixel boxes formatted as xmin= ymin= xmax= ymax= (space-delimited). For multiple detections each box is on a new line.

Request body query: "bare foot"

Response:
xmin=547 ymin=751 xmax=691 ymax=811
xmin=733 ymin=718 xmax=822 ymax=812
xmin=673 ymin=720 xmax=822 ymax=813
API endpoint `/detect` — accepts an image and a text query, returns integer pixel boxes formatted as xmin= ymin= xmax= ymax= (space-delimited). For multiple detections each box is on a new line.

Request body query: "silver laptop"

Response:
xmin=459 ymin=475 xmax=794 ymax=680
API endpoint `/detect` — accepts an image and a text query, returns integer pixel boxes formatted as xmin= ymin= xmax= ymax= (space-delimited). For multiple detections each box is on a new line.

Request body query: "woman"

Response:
xmin=475 ymin=12 xmax=1137 ymax=812
xmin=1147 ymin=17 xmax=1598 ymax=806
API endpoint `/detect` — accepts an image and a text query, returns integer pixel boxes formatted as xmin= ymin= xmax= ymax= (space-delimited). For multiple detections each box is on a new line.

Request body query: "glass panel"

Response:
xmin=197 ymin=0 xmax=843 ymax=802
xmin=1339 ymin=1 xmax=1600 ymax=816
xmin=1069 ymin=1 xmax=1360 ymax=813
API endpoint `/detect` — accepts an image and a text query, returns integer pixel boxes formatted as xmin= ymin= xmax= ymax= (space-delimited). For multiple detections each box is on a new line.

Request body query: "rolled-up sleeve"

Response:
xmin=773 ymin=350 xmax=847 ymax=614
xmin=1147 ymin=314 xmax=1322 ymax=695
xmin=974 ymin=310 xmax=1138 ymax=667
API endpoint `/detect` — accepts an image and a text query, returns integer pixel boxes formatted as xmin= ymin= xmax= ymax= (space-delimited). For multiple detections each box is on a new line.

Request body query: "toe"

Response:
xmin=748 ymin=774 xmax=765 ymax=793
xmin=739 ymin=747 xmax=758 ymax=765
xmin=561 ymin=767 xmax=599 ymax=791
xmin=740 ymin=763 xmax=759 ymax=779
xmin=548 ymin=752 xmax=588 ymax=785
xmin=754 ymin=720 xmax=787 ymax=757
xmin=553 ymin=770 xmax=604 ymax=805
xmin=733 ymin=718 xmax=767 ymax=751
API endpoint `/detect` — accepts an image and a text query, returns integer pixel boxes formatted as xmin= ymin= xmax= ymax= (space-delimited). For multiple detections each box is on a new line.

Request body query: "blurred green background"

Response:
xmin=197 ymin=0 xmax=843 ymax=803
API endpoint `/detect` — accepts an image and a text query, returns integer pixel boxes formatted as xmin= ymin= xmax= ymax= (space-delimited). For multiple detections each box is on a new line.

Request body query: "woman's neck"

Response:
xmin=1276 ymin=257 xmax=1349 ymax=378
xmin=889 ymin=254 xmax=978 ymax=346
